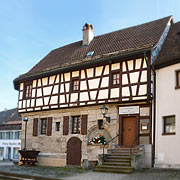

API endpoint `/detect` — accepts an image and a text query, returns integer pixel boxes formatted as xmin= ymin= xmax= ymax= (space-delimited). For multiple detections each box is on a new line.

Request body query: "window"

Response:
xmin=13 ymin=147 xmax=20 ymax=159
xmin=24 ymin=82 xmax=32 ymax=99
xmin=5 ymin=132 xmax=9 ymax=139
xmin=41 ymin=118 xmax=47 ymax=135
xmin=15 ymin=131 xmax=21 ymax=139
xmin=72 ymin=116 xmax=80 ymax=134
xmin=112 ymin=72 xmax=120 ymax=85
xmin=0 ymin=132 xmax=5 ymax=139
xmin=98 ymin=120 xmax=104 ymax=129
xmin=9 ymin=132 xmax=13 ymax=139
xmin=72 ymin=79 xmax=79 ymax=91
xmin=56 ymin=122 xmax=60 ymax=131
xmin=0 ymin=147 xmax=4 ymax=157
xmin=176 ymin=70 xmax=180 ymax=89
xmin=163 ymin=115 xmax=175 ymax=135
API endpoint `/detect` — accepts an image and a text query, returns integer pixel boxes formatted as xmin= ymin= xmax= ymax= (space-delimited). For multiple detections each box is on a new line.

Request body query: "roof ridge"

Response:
xmin=95 ymin=16 xmax=172 ymax=38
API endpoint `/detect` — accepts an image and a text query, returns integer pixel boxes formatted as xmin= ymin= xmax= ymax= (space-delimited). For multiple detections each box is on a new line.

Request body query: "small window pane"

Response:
xmin=41 ymin=118 xmax=47 ymax=134
xmin=112 ymin=73 xmax=120 ymax=85
xmin=56 ymin=122 xmax=60 ymax=131
xmin=98 ymin=120 xmax=104 ymax=129
xmin=72 ymin=80 xmax=79 ymax=91
xmin=1 ymin=132 xmax=5 ymax=139
xmin=9 ymin=132 xmax=13 ymax=139
xmin=24 ymin=83 xmax=32 ymax=99
xmin=6 ymin=132 xmax=9 ymax=139
xmin=177 ymin=71 xmax=180 ymax=87
xmin=0 ymin=147 xmax=4 ymax=157
xmin=13 ymin=147 xmax=20 ymax=159
xmin=72 ymin=116 xmax=80 ymax=134
xmin=164 ymin=116 xmax=175 ymax=134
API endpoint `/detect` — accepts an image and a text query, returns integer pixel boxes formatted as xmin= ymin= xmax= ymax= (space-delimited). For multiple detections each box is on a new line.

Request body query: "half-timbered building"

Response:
xmin=14 ymin=16 xmax=172 ymax=170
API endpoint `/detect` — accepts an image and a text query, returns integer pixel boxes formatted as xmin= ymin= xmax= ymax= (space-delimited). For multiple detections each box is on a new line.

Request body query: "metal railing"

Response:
xmin=130 ymin=134 xmax=140 ymax=156
xmin=103 ymin=134 xmax=119 ymax=161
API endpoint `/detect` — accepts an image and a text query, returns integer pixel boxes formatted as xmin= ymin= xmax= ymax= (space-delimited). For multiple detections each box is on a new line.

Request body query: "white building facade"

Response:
xmin=154 ymin=21 xmax=180 ymax=168
xmin=155 ymin=63 xmax=180 ymax=168
xmin=0 ymin=130 xmax=21 ymax=161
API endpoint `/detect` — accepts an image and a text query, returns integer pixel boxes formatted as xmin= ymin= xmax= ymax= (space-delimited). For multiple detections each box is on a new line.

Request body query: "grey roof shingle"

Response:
xmin=0 ymin=108 xmax=21 ymax=125
xmin=154 ymin=21 xmax=180 ymax=69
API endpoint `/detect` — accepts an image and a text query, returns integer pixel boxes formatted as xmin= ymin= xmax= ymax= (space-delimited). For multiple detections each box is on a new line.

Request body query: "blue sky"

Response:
xmin=0 ymin=0 xmax=180 ymax=111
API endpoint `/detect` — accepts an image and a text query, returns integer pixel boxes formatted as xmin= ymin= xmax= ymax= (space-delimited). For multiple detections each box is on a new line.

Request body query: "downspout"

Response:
xmin=152 ymin=66 xmax=156 ymax=167
xmin=144 ymin=52 xmax=154 ymax=167
xmin=144 ymin=52 xmax=152 ymax=143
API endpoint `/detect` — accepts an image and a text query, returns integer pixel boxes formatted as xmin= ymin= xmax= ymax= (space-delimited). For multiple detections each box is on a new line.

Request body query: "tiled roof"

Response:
xmin=0 ymin=108 xmax=21 ymax=125
xmin=5 ymin=121 xmax=21 ymax=125
xmin=0 ymin=124 xmax=21 ymax=131
xmin=15 ymin=16 xmax=172 ymax=81
xmin=154 ymin=21 xmax=180 ymax=69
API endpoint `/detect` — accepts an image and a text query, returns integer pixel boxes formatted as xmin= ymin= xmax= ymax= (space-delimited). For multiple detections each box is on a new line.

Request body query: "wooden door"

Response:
xmin=67 ymin=137 xmax=82 ymax=166
xmin=122 ymin=117 xmax=137 ymax=146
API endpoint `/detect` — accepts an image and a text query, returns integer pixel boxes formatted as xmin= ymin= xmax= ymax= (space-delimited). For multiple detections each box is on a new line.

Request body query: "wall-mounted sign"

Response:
xmin=119 ymin=106 xmax=139 ymax=115
xmin=141 ymin=122 xmax=149 ymax=131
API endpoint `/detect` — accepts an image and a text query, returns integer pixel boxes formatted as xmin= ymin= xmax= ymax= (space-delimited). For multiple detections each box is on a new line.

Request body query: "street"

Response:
xmin=0 ymin=171 xmax=61 ymax=180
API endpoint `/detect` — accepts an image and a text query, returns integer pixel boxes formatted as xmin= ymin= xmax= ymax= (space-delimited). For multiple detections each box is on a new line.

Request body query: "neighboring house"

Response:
xmin=13 ymin=16 xmax=172 ymax=169
xmin=0 ymin=108 xmax=22 ymax=161
xmin=153 ymin=22 xmax=180 ymax=168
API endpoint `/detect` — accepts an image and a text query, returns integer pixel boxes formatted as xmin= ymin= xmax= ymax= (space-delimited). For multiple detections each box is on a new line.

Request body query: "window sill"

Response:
xmin=162 ymin=132 xmax=176 ymax=136
xmin=175 ymin=86 xmax=180 ymax=90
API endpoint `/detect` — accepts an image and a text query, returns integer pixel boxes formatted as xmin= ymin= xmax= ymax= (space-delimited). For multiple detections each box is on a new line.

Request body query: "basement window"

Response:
xmin=163 ymin=115 xmax=176 ymax=135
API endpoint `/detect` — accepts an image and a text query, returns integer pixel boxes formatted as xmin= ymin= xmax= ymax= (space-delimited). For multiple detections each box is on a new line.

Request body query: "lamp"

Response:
xmin=100 ymin=105 xmax=111 ymax=123
xmin=23 ymin=117 xmax=28 ymax=150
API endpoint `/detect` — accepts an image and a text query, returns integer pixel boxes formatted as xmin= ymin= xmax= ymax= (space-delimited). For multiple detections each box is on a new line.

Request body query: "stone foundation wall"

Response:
xmin=20 ymin=104 xmax=118 ymax=166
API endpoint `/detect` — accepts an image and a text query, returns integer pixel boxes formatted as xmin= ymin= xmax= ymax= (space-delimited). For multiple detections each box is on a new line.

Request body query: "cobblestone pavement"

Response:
xmin=0 ymin=164 xmax=180 ymax=180
xmin=63 ymin=169 xmax=180 ymax=180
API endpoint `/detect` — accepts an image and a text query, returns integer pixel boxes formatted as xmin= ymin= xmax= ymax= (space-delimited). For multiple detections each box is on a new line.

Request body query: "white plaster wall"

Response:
xmin=155 ymin=63 xmax=180 ymax=168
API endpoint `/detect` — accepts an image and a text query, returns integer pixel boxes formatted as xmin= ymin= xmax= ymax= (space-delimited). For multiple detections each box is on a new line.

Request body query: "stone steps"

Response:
xmin=95 ymin=147 xmax=135 ymax=174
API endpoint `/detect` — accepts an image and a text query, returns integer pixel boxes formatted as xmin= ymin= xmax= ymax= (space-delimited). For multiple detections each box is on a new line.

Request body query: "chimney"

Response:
xmin=82 ymin=23 xmax=94 ymax=46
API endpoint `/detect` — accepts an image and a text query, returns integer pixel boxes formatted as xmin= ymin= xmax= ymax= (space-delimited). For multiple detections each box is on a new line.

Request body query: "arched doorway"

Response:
xmin=67 ymin=137 xmax=82 ymax=166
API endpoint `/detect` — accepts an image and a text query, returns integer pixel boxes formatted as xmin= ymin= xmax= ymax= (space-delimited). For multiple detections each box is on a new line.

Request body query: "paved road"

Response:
xmin=0 ymin=171 xmax=61 ymax=180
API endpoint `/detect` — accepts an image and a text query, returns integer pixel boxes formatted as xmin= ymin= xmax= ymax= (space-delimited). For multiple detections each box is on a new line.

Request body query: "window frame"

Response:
xmin=111 ymin=70 xmax=120 ymax=87
xmin=71 ymin=78 xmax=80 ymax=92
xmin=72 ymin=116 xmax=80 ymax=134
xmin=98 ymin=119 xmax=104 ymax=129
xmin=23 ymin=81 xmax=33 ymax=99
xmin=175 ymin=70 xmax=180 ymax=89
xmin=40 ymin=118 xmax=47 ymax=135
xmin=162 ymin=115 xmax=176 ymax=135
xmin=56 ymin=122 xmax=60 ymax=131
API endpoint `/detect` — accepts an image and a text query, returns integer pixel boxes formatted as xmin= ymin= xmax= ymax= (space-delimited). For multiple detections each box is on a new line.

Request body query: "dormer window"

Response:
xmin=23 ymin=82 xmax=32 ymax=99
xmin=86 ymin=51 xmax=94 ymax=57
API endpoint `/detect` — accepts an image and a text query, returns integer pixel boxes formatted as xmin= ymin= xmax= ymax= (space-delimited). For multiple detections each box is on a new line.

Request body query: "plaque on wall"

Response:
xmin=140 ymin=107 xmax=150 ymax=116
xmin=119 ymin=106 xmax=139 ymax=115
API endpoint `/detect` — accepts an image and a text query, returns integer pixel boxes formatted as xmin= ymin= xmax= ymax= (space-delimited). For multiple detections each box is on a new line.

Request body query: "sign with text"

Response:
xmin=119 ymin=106 xmax=139 ymax=115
